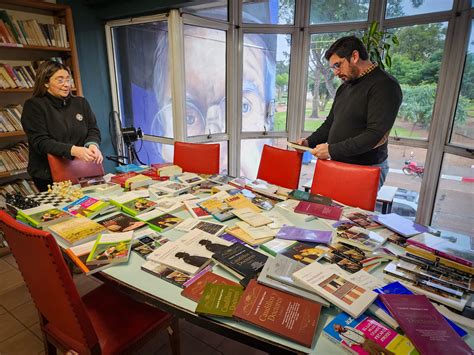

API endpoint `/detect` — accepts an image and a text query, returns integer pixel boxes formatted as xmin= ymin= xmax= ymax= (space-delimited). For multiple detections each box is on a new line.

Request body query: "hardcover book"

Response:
xmin=380 ymin=294 xmax=472 ymax=355
xmin=292 ymin=263 xmax=378 ymax=318
xmin=48 ymin=217 xmax=107 ymax=247
xmin=110 ymin=172 xmax=138 ymax=187
xmin=195 ymin=283 xmax=244 ymax=317
xmin=233 ymin=279 xmax=322 ymax=348
xmin=275 ymin=225 xmax=333 ymax=244
xmin=86 ymin=231 xmax=133 ymax=265
xmin=96 ymin=212 xmax=146 ymax=233
xmin=371 ymin=213 xmax=430 ymax=237
xmin=294 ymin=201 xmax=342 ymax=221
xmin=181 ymin=271 xmax=241 ymax=302
xmin=212 ymin=242 xmax=268 ymax=280
xmin=323 ymin=312 xmax=418 ymax=355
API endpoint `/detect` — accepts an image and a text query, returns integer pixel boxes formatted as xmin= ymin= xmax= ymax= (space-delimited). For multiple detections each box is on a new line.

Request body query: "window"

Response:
xmin=182 ymin=1 xmax=228 ymax=21
xmin=309 ymin=0 xmax=369 ymax=24
xmin=184 ymin=25 xmax=227 ymax=137
xmin=135 ymin=141 xmax=173 ymax=165
xmin=242 ymin=0 xmax=295 ymax=25
xmin=387 ymin=22 xmax=448 ymax=140
xmin=385 ymin=0 xmax=453 ymax=19
xmin=450 ymin=21 xmax=474 ymax=148
xmin=242 ymin=33 xmax=291 ymax=133
xmin=240 ymin=138 xmax=287 ymax=178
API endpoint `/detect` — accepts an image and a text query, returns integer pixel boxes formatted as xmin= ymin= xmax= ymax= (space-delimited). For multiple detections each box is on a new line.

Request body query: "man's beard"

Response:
xmin=340 ymin=64 xmax=360 ymax=84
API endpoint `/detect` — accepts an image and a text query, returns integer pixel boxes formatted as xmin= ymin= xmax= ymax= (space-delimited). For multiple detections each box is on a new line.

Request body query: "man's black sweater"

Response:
xmin=306 ymin=67 xmax=402 ymax=165
xmin=21 ymin=93 xmax=101 ymax=181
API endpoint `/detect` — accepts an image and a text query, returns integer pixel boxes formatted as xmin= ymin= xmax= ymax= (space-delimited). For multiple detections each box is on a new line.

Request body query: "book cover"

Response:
xmin=260 ymin=238 xmax=327 ymax=265
xmin=97 ymin=212 xmax=146 ymax=233
xmin=195 ymin=283 xmax=244 ymax=317
xmin=371 ymin=213 xmax=430 ymax=237
xmin=286 ymin=141 xmax=313 ymax=152
xmin=208 ymin=174 xmax=233 ymax=185
xmin=121 ymin=197 xmax=157 ymax=216
xmin=141 ymin=260 xmax=191 ymax=288
xmin=262 ymin=210 xmax=293 ymax=229
xmin=131 ymin=229 xmax=169 ymax=258
xmin=232 ymin=207 xmax=272 ymax=227
xmin=334 ymin=224 xmax=387 ymax=251
xmin=183 ymin=200 xmax=212 ymax=219
xmin=110 ymin=172 xmax=138 ymax=187
xmin=19 ymin=203 xmax=70 ymax=228
xmin=294 ymin=201 xmax=342 ymax=220
xmin=288 ymin=189 xmax=332 ymax=206
xmin=292 ymin=263 xmax=377 ymax=318
xmin=212 ymin=243 xmax=268 ymax=280
xmin=276 ymin=225 xmax=333 ymax=244
xmin=177 ymin=172 xmax=206 ymax=186
xmin=235 ymin=221 xmax=276 ymax=240
xmin=198 ymin=198 xmax=235 ymax=222
xmin=178 ymin=229 xmax=232 ymax=258
xmin=323 ymin=312 xmax=418 ymax=355
xmin=64 ymin=240 xmax=112 ymax=275
xmin=62 ymin=196 xmax=109 ymax=218
xmin=380 ymin=294 xmax=472 ymax=355
xmin=182 ymin=271 xmax=241 ymax=302
xmin=233 ymin=279 xmax=321 ymax=348
xmin=176 ymin=219 xmax=226 ymax=236
xmin=407 ymin=233 xmax=473 ymax=267
xmin=225 ymin=225 xmax=273 ymax=246
xmin=86 ymin=231 xmax=133 ymax=265
xmin=152 ymin=181 xmax=190 ymax=196
xmin=48 ymin=217 xmax=107 ymax=247
xmin=142 ymin=212 xmax=183 ymax=232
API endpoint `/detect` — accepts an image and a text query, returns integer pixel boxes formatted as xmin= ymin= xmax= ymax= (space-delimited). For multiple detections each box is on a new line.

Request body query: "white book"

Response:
xmin=262 ymin=210 xmax=294 ymax=229
xmin=183 ymin=200 xmax=212 ymax=219
xmin=292 ymin=262 xmax=378 ymax=318
xmin=153 ymin=197 xmax=182 ymax=213
xmin=175 ymin=218 xmax=226 ymax=236
xmin=152 ymin=180 xmax=191 ymax=196
xmin=286 ymin=141 xmax=312 ymax=152
xmin=177 ymin=173 xmax=206 ymax=186
xmin=232 ymin=207 xmax=272 ymax=227
xmin=334 ymin=225 xmax=387 ymax=251
xmin=177 ymin=229 xmax=231 ymax=257
xmin=235 ymin=221 xmax=277 ymax=240
xmin=175 ymin=218 xmax=200 ymax=232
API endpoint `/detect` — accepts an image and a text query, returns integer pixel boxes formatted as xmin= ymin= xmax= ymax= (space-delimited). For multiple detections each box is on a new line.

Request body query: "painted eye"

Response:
xmin=242 ymin=99 xmax=252 ymax=114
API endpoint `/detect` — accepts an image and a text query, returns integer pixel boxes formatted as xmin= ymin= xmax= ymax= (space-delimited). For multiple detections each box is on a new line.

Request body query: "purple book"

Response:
xmin=276 ymin=225 xmax=333 ymax=244
xmin=219 ymin=233 xmax=256 ymax=248
xmin=371 ymin=213 xmax=430 ymax=237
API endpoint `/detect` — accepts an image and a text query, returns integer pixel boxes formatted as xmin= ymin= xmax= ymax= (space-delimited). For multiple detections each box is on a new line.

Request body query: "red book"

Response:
xmin=380 ymin=294 xmax=471 ymax=355
xmin=294 ymin=201 xmax=342 ymax=220
xmin=181 ymin=271 xmax=241 ymax=302
xmin=233 ymin=279 xmax=321 ymax=348
xmin=110 ymin=172 xmax=138 ymax=187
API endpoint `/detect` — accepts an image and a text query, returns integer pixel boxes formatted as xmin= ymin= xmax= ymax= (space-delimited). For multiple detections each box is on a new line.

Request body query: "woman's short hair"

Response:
xmin=33 ymin=60 xmax=70 ymax=97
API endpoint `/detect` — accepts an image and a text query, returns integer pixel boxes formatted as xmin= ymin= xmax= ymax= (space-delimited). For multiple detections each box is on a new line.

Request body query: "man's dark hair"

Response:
xmin=324 ymin=36 xmax=369 ymax=61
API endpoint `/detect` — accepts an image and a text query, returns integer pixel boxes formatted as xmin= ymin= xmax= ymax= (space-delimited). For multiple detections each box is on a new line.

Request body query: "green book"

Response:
xmin=195 ymin=283 xmax=244 ymax=317
xmin=86 ymin=231 xmax=133 ymax=266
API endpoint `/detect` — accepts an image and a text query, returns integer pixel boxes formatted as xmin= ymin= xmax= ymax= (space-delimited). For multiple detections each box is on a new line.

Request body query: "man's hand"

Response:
xmin=310 ymin=143 xmax=331 ymax=160
xmin=296 ymin=138 xmax=309 ymax=147
xmin=88 ymin=144 xmax=103 ymax=164
xmin=71 ymin=146 xmax=95 ymax=162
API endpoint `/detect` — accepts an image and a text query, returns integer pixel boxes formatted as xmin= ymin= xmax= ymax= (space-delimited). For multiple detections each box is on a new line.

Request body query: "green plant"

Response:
xmin=362 ymin=21 xmax=399 ymax=69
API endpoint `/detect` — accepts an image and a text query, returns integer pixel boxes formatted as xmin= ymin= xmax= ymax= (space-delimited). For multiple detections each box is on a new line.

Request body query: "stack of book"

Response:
xmin=0 ymin=143 xmax=28 ymax=173
xmin=0 ymin=104 xmax=23 ymax=132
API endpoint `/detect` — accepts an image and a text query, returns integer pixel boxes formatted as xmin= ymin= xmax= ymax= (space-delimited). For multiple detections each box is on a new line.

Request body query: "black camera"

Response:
xmin=121 ymin=126 xmax=143 ymax=144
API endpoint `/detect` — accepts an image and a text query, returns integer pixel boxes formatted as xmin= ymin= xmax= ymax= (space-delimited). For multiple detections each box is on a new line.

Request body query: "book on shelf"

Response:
xmin=64 ymin=240 xmax=112 ymax=275
xmin=48 ymin=217 xmax=107 ymax=247
xmin=406 ymin=232 xmax=473 ymax=267
xmin=233 ymin=279 xmax=322 ymax=348
xmin=286 ymin=141 xmax=313 ymax=152
xmin=333 ymin=222 xmax=387 ymax=251
xmin=231 ymin=207 xmax=272 ymax=227
xmin=96 ymin=212 xmax=147 ymax=233
xmin=195 ymin=283 xmax=244 ymax=317
xmin=131 ymin=228 xmax=169 ymax=258
xmin=380 ymin=294 xmax=472 ymax=355
xmin=371 ymin=213 xmax=430 ymax=237
xmin=275 ymin=225 xmax=333 ymax=244
xmin=260 ymin=238 xmax=327 ymax=265
xmin=225 ymin=225 xmax=273 ymax=246
xmin=17 ymin=203 xmax=71 ymax=229
xmin=86 ymin=231 xmax=133 ymax=266
xmin=288 ymin=189 xmax=332 ymax=206
xmin=292 ymin=263 xmax=378 ymax=318
xmin=257 ymin=254 xmax=330 ymax=306
xmin=294 ymin=201 xmax=342 ymax=220
xmin=137 ymin=211 xmax=183 ymax=232
xmin=212 ymin=242 xmax=268 ymax=280
xmin=181 ymin=271 xmax=241 ymax=302
xmin=62 ymin=196 xmax=111 ymax=219
xmin=323 ymin=312 xmax=418 ymax=355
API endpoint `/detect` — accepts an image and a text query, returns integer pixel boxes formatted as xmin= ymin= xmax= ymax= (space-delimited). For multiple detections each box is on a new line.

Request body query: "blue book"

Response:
xmin=374 ymin=281 xmax=467 ymax=338
xmin=115 ymin=164 xmax=146 ymax=173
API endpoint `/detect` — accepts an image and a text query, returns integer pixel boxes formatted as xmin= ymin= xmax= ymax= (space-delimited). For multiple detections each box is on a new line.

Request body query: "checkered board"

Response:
xmin=26 ymin=192 xmax=71 ymax=207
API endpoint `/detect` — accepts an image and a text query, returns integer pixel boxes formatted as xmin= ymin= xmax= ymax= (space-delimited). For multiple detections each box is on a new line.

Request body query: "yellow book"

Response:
xmin=224 ymin=194 xmax=260 ymax=212
xmin=48 ymin=217 xmax=107 ymax=247
xmin=406 ymin=245 xmax=474 ymax=275
xmin=225 ymin=225 xmax=273 ymax=246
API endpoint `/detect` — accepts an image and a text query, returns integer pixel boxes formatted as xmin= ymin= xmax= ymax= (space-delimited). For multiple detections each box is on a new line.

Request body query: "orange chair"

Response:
xmin=256 ymin=145 xmax=303 ymax=190
xmin=0 ymin=210 xmax=180 ymax=355
xmin=173 ymin=141 xmax=220 ymax=174
xmin=48 ymin=154 xmax=105 ymax=184
xmin=310 ymin=160 xmax=380 ymax=211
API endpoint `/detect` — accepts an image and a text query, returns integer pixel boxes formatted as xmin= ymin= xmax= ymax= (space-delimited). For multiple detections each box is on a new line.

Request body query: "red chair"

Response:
xmin=0 ymin=211 xmax=180 ymax=355
xmin=256 ymin=145 xmax=303 ymax=190
xmin=173 ymin=141 xmax=220 ymax=174
xmin=310 ymin=160 xmax=380 ymax=211
xmin=48 ymin=154 xmax=105 ymax=184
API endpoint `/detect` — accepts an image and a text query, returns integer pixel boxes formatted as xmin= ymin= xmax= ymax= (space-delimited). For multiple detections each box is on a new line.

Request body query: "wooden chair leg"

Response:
xmin=167 ymin=318 xmax=181 ymax=355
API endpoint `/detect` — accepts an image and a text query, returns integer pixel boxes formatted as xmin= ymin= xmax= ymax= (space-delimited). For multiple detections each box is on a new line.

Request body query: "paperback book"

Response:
xmin=86 ymin=231 xmax=133 ymax=265
xmin=231 ymin=207 xmax=272 ymax=227
xmin=207 ymin=174 xmax=233 ymax=185
xmin=183 ymin=199 xmax=212 ymax=219
xmin=225 ymin=225 xmax=273 ymax=246
xmin=371 ymin=213 xmax=430 ymax=237
xmin=137 ymin=210 xmax=183 ymax=232
xmin=48 ymin=217 xmax=107 ymax=247
xmin=131 ymin=228 xmax=169 ymax=258
xmin=286 ymin=141 xmax=313 ymax=152
xmin=64 ymin=240 xmax=112 ymax=275
xmin=294 ymin=201 xmax=342 ymax=220
xmin=334 ymin=222 xmax=387 ymax=251
xmin=152 ymin=180 xmax=191 ymax=196
xmin=96 ymin=212 xmax=146 ymax=233
xmin=141 ymin=260 xmax=192 ymax=288
xmin=275 ymin=225 xmax=333 ymax=244
xmin=181 ymin=271 xmax=241 ymax=302
xmin=235 ymin=221 xmax=276 ymax=240
xmin=195 ymin=283 xmax=244 ymax=317
xmin=344 ymin=210 xmax=380 ymax=230
xmin=175 ymin=218 xmax=226 ymax=236
xmin=288 ymin=189 xmax=332 ymax=206
xmin=62 ymin=196 xmax=111 ymax=219
xmin=260 ymin=238 xmax=327 ymax=265
xmin=177 ymin=172 xmax=206 ymax=186
xmin=198 ymin=197 xmax=235 ymax=222
xmin=18 ymin=203 xmax=71 ymax=228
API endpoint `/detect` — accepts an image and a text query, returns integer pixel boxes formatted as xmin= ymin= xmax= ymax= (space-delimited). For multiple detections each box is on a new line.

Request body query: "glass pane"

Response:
xmin=304 ymin=31 xmax=364 ymax=132
xmin=310 ymin=0 xmax=369 ymax=24
xmin=451 ymin=21 xmax=474 ymax=148
xmin=184 ymin=26 xmax=226 ymax=137
xmin=432 ymin=154 xmax=474 ymax=236
xmin=242 ymin=0 xmax=295 ymax=25
xmin=136 ymin=140 xmax=173 ymax=166
xmin=388 ymin=23 xmax=447 ymax=140
xmin=242 ymin=33 xmax=291 ymax=133
xmin=182 ymin=1 xmax=228 ymax=21
xmin=112 ymin=22 xmax=172 ymax=139
xmin=214 ymin=141 xmax=228 ymax=175
xmin=386 ymin=0 xmax=453 ymax=19
xmin=374 ymin=145 xmax=427 ymax=220
xmin=240 ymin=138 xmax=287 ymax=179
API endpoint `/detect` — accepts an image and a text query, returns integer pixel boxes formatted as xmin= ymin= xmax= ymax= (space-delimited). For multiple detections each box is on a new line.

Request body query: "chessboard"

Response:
xmin=26 ymin=192 xmax=72 ymax=207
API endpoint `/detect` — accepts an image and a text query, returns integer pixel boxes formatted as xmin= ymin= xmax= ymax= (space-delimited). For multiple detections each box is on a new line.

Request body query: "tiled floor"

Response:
xmin=0 ymin=253 xmax=267 ymax=355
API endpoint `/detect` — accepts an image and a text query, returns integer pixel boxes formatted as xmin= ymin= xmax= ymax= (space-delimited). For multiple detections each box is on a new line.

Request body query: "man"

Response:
xmin=333 ymin=323 xmax=394 ymax=355
xmin=298 ymin=36 xmax=402 ymax=188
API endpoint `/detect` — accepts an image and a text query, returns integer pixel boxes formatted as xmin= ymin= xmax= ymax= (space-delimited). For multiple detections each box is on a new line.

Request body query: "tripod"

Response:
xmin=107 ymin=141 xmax=144 ymax=166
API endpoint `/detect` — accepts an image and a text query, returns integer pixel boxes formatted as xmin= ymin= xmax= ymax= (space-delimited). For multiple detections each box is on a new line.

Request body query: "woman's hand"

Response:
xmin=88 ymin=144 xmax=103 ymax=164
xmin=71 ymin=145 xmax=95 ymax=162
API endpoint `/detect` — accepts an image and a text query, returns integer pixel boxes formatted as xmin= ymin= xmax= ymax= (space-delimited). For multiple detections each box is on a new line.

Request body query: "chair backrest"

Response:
xmin=310 ymin=160 xmax=380 ymax=211
xmin=47 ymin=154 xmax=105 ymax=184
xmin=0 ymin=211 xmax=99 ymax=352
xmin=256 ymin=145 xmax=303 ymax=190
xmin=173 ymin=141 xmax=220 ymax=174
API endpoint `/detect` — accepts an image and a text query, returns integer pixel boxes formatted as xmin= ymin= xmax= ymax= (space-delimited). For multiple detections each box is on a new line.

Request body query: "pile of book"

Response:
xmin=0 ymin=142 xmax=28 ymax=173
xmin=0 ymin=104 xmax=23 ymax=132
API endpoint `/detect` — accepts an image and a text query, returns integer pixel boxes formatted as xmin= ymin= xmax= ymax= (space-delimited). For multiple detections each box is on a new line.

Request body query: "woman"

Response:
xmin=21 ymin=60 xmax=103 ymax=191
